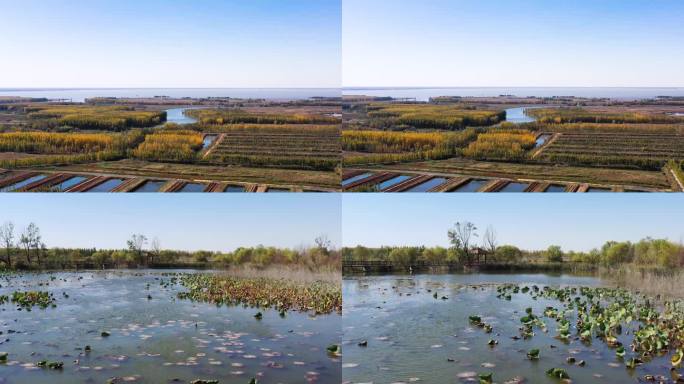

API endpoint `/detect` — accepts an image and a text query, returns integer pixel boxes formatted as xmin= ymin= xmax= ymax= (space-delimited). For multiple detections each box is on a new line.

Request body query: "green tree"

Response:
xmin=602 ymin=241 xmax=633 ymax=265
xmin=127 ymin=234 xmax=147 ymax=266
xmin=389 ymin=247 xmax=418 ymax=268
xmin=546 ymin=245 xmax=563 ymax=263
xmin=448 ymin=221 xmax=478 ymax=264
xmin=494 ymin=245 xmax=522 ymax=263
xmin=422 ymin=247 xmax=448 ymax=264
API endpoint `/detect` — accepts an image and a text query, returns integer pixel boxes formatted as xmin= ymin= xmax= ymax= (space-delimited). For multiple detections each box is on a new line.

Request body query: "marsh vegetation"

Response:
xmin=342 ymin=96 xmax=684 ymax=191
xmin=0 ymin=97 xmax=341 ymax=191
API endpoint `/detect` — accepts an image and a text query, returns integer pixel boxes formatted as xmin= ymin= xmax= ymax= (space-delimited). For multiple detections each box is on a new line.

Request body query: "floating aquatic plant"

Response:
xmin=176 ymin=274 xmax=341 ymax=315
xmin=546 ymin=367 xmax=569 ymax=379
xmin=37 ymin=360 xmax=64 ymax=369
xmin=526 ymin=348 xmax=540 ymax=360
xmin=673 ymin=349 xmax=683 ymax=366
xmin=478 ymin=372 xmax=493 ymax=383
xmin=8 ymin=290 xmax=56 ymax=309
xmin=327 ymin=344 xmax=341 ymax=357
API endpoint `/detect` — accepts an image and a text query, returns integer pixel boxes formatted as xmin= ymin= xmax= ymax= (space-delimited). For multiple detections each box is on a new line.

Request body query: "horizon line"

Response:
xmin=342 ymin=86 xmax=684 ymax=90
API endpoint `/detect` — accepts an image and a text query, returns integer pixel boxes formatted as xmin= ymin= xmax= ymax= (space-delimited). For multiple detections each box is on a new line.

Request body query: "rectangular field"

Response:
xmin=538 ymin=132 xmax=684 ymax=170
xmin=206 ymin=129 xmax=340 ymax=171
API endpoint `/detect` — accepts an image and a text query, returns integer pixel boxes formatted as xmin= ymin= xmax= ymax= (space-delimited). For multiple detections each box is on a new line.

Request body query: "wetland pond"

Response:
xmin=504 ymin=107 xmax=536 ymax=124
xmin=343 ymin=273 xmax=684 ymax=384
xmin=165 ymin=108 xmax=199 ymax=125
xmin=0 ymin=270 xmax=341 ymax=384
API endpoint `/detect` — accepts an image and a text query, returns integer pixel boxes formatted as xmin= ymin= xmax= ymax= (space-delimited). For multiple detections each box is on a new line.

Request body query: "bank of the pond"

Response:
xmin=342 ymin=273 xmax=684 ymax=384
xmin=0 ymin=270 xmax=341 ymax=384
xmin=342 ymin=261 xmax=599 ymax=275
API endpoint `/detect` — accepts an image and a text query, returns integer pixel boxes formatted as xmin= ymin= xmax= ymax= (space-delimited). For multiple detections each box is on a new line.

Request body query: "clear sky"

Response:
xmin=342 ymin=194 xmax=684 ymax=252
xmin=0 ymin=0 xmax=341 ymax=88
xmin=343 ymin=0 xmax=684 ymax=87
xmin=0 ymin=194 xmax=341 ymax=251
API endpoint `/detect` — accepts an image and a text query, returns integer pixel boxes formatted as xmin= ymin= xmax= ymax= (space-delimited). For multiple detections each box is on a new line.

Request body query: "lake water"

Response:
xmin=202 ymin=135 xmax=218 ymax=149
xmin=344 ymin=87 xmax=684 ymax=101
xmin=342 ymin=273 xmax=676 ymax=384
xmin=166 ymin=108 xmax=199 ymax=125
xmin=505 ymin=107 xmax=537 ymax=124
xmin=0 ymin=88 xmax=340 ymax=103
xmin=0 ymin=270 xmax=341 ymax=384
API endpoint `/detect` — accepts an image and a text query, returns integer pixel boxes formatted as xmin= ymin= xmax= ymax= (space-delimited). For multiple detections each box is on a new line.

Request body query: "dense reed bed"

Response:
xmin=132 ymin=131 xmax=204 ymax=163
xmin=25 ymin=105 xmax=166 ymax=130
xmin=462 ymin=130 xmax=537 ymax=161
xmin=186 ymin=109 xmax=339 ymax=125
xmin=529 ymin=108 xmax=684 ymax=124
xmin=0 ymin=131 xmax=144 ymax=168
xmin=365 ymin=103 xmax=505 ymax=130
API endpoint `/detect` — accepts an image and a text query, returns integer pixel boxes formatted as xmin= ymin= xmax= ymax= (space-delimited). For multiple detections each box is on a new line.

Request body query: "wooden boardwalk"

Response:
xmin=343 ymin=259 xmax=482 ymax=272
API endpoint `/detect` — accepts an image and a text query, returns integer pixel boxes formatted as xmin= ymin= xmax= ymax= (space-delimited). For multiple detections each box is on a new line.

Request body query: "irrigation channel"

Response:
xmin=0 ymin=270 xmax=341 ymax=384
xmin=343 ymin=273 xmax=684 ymax=384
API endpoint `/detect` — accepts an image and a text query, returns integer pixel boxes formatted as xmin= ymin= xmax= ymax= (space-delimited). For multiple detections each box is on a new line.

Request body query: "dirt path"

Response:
xmin=202 ymin=133 xmax=225 ymax=160
xmin=671 ymin=168 xmax=684 ymax=191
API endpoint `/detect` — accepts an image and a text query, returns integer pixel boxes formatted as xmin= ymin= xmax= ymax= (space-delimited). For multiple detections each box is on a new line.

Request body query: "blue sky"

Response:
xmin=343 ymin=0 xmax=684 ymax=87
xmin=0 ymin=195 xmax=341 ymax=251
xmin=342 ymin=194 xmax=684 ymax=251
xmin=0 ymin=0 xmax=340 ymax=88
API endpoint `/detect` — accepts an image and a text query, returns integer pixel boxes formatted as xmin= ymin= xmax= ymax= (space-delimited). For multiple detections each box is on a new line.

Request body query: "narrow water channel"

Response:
xmin=164 ymin=108 xmax=199 ymax=125
xmin=504 ymin=107 xmax=537 ymax=124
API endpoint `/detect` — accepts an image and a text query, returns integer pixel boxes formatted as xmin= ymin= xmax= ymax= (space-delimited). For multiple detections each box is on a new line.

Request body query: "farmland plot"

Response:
xmin=538 ymin=132 xmax=684 ymax=170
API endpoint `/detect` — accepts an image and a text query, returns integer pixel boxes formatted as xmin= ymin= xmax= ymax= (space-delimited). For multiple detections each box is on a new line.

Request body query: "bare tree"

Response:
xmin=482 ymin=225 xmax=497 ymax=264
xmin=29 ymin=224 xmax=42 ymax=266
xmin=127 ymin=234 xmax=148 ymax=266
xmin=315 ymin=234 xmax=332 ymax=255
xmin=20 ymin=227 xmax=32 ymax=265
xmin=0 ymin=221 xmax=14 ymax=268
xmin=448 ymin=221 xmax=478 ymax=264
xmin=150 ymin=237 xmax=161 ymax=265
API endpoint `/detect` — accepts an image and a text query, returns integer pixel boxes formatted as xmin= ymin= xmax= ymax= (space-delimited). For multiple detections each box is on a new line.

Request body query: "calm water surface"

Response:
xmin=505 ymin=107 xmax=536 ymax=124
xmin=342 ymin=273 xmax=670 ymax=384
xmin=0 ymin=270 xmax=341 ymax=384
xmin=343 ymin=87 xmax=684 ymax=101
xmin=165 ymin=108 xmax=199 ymax=125
xmin=0 ymin=88 xmax=340 ymax=103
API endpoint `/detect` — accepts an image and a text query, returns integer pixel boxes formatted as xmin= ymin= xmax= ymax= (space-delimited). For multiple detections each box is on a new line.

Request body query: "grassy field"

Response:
xmin=538 ymin=132 xmax=684 ymax=170
xmin=205 ymin=127 xmax=340 ymax=171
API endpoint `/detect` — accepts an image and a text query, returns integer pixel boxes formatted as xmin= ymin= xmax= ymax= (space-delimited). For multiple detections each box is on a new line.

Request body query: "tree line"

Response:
xmin=342 ymin=221 xmax=684 ymax=269
xmin=0 ymin=222 xmax=339 ymax=271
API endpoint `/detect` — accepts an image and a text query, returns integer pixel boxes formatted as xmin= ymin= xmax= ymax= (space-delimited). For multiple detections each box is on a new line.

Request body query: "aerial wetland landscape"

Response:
xmin=342 ymin=93 xmax=684 ymax=192
xmin=0 ymin=94 xmax=341 ymax=193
